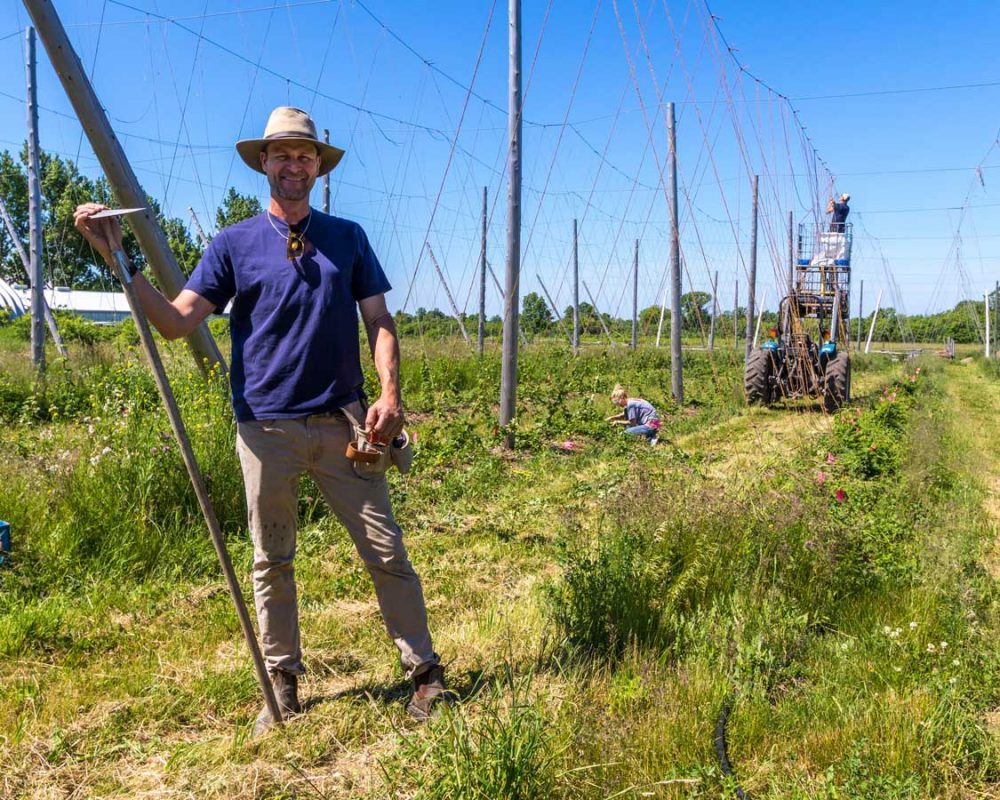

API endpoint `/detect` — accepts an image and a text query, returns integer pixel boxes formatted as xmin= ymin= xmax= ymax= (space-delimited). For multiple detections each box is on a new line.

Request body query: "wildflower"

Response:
xmin=939 ymin=641 xmax=948 ymax=650
xmin=836 ymin=488 xmax=846 ymax=503
xmin=826 ymin=452 xmax=836 ymax=464
xmin=804 ymin=539 xmax=816 ymax=550
xmin=909 ymin=621 xmax=918 ymax=630
xmin=949 ymin=677 xmax=957 ymax=684
xmin=816 ymin=470 xmax=827 ymax=485
xmin=102 ymin=447 xmax=112 ymax=455
xmin=952 ymin=659 xmax=960 ymax=667
xmin=927 ymin=643 xmax=936 ymax=653
xmin=894 ymin=666 xmax=902 ymax=672
xmin=882 ymin=625 xmax=892 ymax=635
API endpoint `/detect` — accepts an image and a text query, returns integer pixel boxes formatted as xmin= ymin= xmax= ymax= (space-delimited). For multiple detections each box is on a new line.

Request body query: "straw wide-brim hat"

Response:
xmin=236 ymin=106 xmax=345 ymax=176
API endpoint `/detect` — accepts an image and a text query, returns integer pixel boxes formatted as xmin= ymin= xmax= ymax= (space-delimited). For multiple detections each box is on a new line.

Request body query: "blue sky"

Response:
xmin=1 ymin=0 xmax=998 ymax=322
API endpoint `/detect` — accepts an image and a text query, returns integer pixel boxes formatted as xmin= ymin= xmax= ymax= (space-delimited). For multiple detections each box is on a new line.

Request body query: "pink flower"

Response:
xmin=826 ymin=452 xmax=836 ymax=465
xmin=561 ymin=440 xmax=577 ymax=451
xmin=816 ymin=470 xmax=827 ymax=485
xmin=836 ymin=488 xmax=846 ymax=503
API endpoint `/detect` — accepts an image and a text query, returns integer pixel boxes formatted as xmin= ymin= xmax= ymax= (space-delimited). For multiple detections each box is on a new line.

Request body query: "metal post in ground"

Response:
xmin=0 ymin=193 xmax=66 ymax=357
xmin=572 ymin=218 xmax=580 ymax=354
xmin=499 ymin=0 xmax=522 ymax=449
xmin=537 ymin=275 xmax=573 ymax=347
xmin=865 ymin=289 xmax=883 ymax=354
xmin=631 ymin=239 xmax=639 ymax=350
xmin=479 ymin=186 xmax=487 ymax=355
xmin=23 ymin=0 xmax=225 ymax=376
xmin=994 ymin=280 xmax=998 ymax=358
xmin=109 ymin=248 xmax=282 ymax=727
xmin=856 ymin=279 xmax=864 ymax=350
xmin=188 ymin=206 xmax=211 ymax=247
xmin=668 ymin=101 xmax=682 ymax=404
xmin=744 ymin=174 xmax=759 ymax=362
xmin=708 ymin=270 xmax=718 ymax=352
xmin=25 ymin=27 xmax=45 ymax=373
xmin=734 ymin=279 xmax=739 ymax=351
xmin=787 ymin=210 xmax=794 ymax=295
xmin=425 ymin=243 xmax=470 ymax=345
xmin=582 ymin=280 xmax=615 ymax=347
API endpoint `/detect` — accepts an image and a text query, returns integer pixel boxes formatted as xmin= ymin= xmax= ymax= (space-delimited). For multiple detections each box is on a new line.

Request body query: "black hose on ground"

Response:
xmin=714 ymin=693 xmax=749 ymax=800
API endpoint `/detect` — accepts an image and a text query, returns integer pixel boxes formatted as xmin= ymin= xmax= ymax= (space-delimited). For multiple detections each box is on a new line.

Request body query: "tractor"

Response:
xmin=745 ymin=222 xmax=852 ymax=412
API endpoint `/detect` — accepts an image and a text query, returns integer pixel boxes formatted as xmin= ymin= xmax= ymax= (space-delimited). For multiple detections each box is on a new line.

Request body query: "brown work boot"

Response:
xmin=406 ymin=664 xmax=454 ymax=721
xmin=254 ymin=670 xmax=301 ymax=736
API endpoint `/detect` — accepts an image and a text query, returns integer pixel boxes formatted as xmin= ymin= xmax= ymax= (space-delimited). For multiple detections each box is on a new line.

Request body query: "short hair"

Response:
xmin=611 ymin=384 xmax=627 ymax=403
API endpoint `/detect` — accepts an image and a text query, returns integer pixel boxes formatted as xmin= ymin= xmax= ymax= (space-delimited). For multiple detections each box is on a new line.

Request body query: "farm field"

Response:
xmin=1 ymin=334 xmax=1000 ymax=799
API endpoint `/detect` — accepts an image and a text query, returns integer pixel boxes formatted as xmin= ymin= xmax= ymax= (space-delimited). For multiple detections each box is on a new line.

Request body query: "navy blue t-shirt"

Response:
xmin=185 ymin=210 xmax=391 ymax=421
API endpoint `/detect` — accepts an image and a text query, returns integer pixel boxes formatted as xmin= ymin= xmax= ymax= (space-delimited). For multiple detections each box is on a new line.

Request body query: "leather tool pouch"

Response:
xmin=341 ymin=401 xmax=413 ymax=477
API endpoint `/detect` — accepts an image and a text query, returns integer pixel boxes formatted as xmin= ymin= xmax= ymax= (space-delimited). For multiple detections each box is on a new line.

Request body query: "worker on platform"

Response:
xmin=826 ymin=193 xmax=850 ymax=232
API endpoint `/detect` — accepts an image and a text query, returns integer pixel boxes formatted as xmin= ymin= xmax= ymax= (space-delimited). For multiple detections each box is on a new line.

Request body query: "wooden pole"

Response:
xmin=425 ymin=243 xmax=470 ymax=345
xmin=22 ymin=0 xmax=225 ymax=376
xmin=26 ymin=27 xmax=45 ymax=373
xmin=572 ymin=218 xmax=580 ymax=354
xmin=0 ymin=193 xmax=67 ymax=357
xmin=537 ymin=274 xmax=573 ymax=346
xmin=708 ymin=269 xmax=718 ymax=352
xmin=668 ymin=101 xmax=682 ymax=403
xmin=631 ymin=238 xmax=638 ymax=350
xmin=856 ymin=279 xmax=864 ymax=350
xmin=734 ymin=279 xmax=739 ymax=351
xmin=478 ymin=186 xmax=487 ymax=355
xmin=322 ymin=129 xmax=331 ymax=215
xmin=499 ymin=0 xmax=522 ymax=448
xmin=993 ymin=281 xmax=1000 ymax=358
xmin=744 ymin=174 xmax=759 ymax=361
xmin=486 ymin=260 xmax=504 ymax=297
xmin=752 ymin=289 xmax=767 ymax=349
xmin=188 ymin=206 xmax=211 ymax=247
xmin=582 ymin=280 xmax=615 ymax=347
xmin=864 ymin=288 xmax=882 ymax=354
xmin=110 ymin=250 xmax=282 ymax=728
xmin=986 ymin=291 xmax=991 ymax=359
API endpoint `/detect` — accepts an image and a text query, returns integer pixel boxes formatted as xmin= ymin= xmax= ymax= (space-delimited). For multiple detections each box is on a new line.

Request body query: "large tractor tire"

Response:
xmin=823 ymin=352 xmax=851 ymax=412
xmin=744 ymin=348 xmax=773 ymax=406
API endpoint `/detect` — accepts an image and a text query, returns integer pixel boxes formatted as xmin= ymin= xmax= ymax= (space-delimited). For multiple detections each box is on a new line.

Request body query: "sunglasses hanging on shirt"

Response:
xmin=287 ymin=228 xmax=306 ymax=260
xmin=267 ymin=210 xmax=312 ymax=261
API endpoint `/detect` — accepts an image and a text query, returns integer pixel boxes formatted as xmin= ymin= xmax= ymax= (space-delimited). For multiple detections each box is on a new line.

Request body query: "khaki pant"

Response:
xmin=235 ymin=407 xmax=437 ymax=678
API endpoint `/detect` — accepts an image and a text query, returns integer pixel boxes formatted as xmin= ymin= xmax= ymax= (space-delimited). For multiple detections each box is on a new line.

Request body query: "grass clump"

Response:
xmin=386 ymin=670 xmax=565 ymax=800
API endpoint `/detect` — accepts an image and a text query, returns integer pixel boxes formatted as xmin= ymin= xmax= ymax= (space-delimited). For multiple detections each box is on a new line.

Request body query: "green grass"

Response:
xmin=1 ymin=334 xmax=999 ymax=798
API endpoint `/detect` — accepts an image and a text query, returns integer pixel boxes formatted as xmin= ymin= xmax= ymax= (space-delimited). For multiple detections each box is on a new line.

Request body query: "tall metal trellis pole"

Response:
xmin=499 ymin=0 xmax=522 ymax=449
xmin=572 ymin=218 xmax=579 ymax=353
xmin=631 ymin=239 xmax=639 ymax=350
xmin=744 ymin=174 xmax=759 ymax=362
xmin=26 ymin=27 xmax=45 ymax=373
xmin=478 ymin=186 xmax=487 ymax=355
xmin=668 ymin=101 xmax=682 ymax=404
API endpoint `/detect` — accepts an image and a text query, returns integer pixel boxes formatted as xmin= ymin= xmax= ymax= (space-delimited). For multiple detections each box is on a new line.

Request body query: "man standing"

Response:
xmin=826 ymin=192 xmax=850 ymax=232
xmin=74 ymin=106 xmax=448 ymax=733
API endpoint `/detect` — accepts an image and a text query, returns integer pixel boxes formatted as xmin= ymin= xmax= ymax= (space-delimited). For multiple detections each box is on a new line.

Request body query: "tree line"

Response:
xmin=0 ymin=146 xmax=992 ymax=345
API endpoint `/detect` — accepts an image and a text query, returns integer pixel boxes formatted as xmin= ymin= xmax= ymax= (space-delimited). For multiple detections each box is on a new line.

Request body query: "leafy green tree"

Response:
xmin=521 ymin=291 xmax=552 ymax=337
xmin=681 ymin=290 xmax=712 ymax=333
xmin=216 ymin=187 xmax=262 ymax=231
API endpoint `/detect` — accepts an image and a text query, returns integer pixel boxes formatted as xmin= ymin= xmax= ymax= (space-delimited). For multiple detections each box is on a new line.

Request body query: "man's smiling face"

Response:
xmin=260 ymin=141 xmax=321 ymax=202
